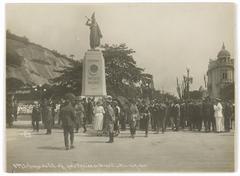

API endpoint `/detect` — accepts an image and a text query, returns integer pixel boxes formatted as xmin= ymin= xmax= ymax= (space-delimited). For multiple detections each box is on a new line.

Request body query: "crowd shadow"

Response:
xmin=31 ymin=133 xmax=48 ymax=135
xmin=117 ymin=135 xmax=145 ymax=138
xmin=37 ymin=146 xmax=66 ymax=150
xmin=82 ymin=140 xmax=107 ymax=143
xmin=219 ymin=133 xmax=234 ymax=136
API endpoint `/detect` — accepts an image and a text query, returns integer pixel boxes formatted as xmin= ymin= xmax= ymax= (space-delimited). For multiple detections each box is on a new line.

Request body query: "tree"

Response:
xmin=102 ymin=43 xmax=146 ymax=98
xmin=50 ymin=59 xmax=83 ymax=97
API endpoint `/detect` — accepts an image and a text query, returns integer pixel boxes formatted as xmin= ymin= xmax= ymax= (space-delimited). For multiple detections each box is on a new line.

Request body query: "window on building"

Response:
xmin=222 ymin=72 xmax=228 ymax=79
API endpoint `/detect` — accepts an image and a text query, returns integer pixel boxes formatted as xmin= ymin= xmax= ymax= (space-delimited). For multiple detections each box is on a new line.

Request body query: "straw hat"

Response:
xmin=106 ymin=95 xmax=112 ymax=103
xmin=215 ymin=98 xmax=221 ymax=101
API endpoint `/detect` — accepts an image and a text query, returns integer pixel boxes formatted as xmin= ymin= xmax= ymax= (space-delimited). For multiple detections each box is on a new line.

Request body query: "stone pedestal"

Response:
xmin=81 ymin=50 xmax=107 ymax=96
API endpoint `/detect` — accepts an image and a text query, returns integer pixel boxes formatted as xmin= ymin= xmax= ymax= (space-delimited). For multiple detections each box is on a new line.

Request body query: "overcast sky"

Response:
xmin=6 ymin=3 xmax=236 ymax=95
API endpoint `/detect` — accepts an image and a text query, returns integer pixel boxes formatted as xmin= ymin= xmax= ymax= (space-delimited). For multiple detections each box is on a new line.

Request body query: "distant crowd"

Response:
xmin=6 ymin=94 xmax=234 ymax=150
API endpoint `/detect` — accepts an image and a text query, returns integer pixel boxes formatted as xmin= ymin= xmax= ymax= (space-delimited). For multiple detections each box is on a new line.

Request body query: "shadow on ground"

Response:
xmin=37 ymin=146 xmax=66 ymax=150
xmin=82 ymin=141 xmax=107 ymax=143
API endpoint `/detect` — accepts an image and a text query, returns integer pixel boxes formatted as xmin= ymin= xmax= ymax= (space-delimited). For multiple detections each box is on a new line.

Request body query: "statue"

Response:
xmin=85 ymin=12 xmax=103 ymax=50
xmin=82 ymin=12 xmax=106 ymax=96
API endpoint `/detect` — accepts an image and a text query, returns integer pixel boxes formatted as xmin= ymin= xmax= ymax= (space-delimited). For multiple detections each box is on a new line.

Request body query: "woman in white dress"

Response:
xmin=93 ymin=101 xmax=105 ymax=136
xmin=213 ymin=99 xmax=224 ymax=132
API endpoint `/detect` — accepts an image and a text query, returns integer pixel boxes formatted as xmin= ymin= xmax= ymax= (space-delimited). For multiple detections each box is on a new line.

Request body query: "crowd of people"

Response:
xmin=7 ymin=93 xmax=234 ymax=150
xmin=28 ymin=94 xmax=117 ymax=149
xmin=138 ymin=97 xmax=234 ymax=135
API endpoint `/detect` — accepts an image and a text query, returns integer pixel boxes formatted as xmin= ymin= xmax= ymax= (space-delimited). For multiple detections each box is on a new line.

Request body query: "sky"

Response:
xmin=6 ymin=3 xmax=236 ymax=95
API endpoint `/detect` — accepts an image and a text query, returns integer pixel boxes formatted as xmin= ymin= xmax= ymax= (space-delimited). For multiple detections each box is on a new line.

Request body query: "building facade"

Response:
xmin=207 ymin=43 xmax=234 ymax=99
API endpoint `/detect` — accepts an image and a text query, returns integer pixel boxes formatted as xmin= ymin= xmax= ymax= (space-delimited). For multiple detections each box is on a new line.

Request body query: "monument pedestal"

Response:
xmin=81 ymin=50 xmax=107 ymax=96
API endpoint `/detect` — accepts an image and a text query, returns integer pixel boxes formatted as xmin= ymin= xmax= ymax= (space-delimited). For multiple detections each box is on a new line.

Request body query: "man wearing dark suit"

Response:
xmin=174 ymin=101 xmax=181 ymax=131
xmin=45 ymin=101 xmax=53 ymax=135
xmin=195 ymin=101 xmax=203 ymax=131
xmin=87 ymin=98 xmax=94 ymax=124
xmin=209 ymin=100 xmax=216 ymax=132
xmin=180 ymin=102 xmax=187 ymax=129
xmin=41 ymin=98 xmax=48 ymax=129
xmin=224 ymin=101 xmax=233 ymax=132
xmin=140 ymin=102 xmax=151 ymax=137
xmin=168 ymin=102 xmax=176 ymax=131
xmin=59 ymin=93 xmax=76 ymax=150
xmin=150 ymin=102 xmax=159 ymax=133
xmin=202 ymin=98 xmax=211 ymax=132
xmin=32 ymin=101 xmax=41 ymax=132
xmin=82 ymin=98 xmax=88 ymax=132
xmin=105 ymin=96 xmax=115 ymax=143
xmin=158 ymin=102 xmax=167 ymax=133
xmin=188 ymin=101 xmax=195 ymax=131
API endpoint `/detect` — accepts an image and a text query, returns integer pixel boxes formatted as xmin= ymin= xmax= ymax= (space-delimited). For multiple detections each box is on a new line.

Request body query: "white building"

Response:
xmin=207 ymin=43 xmax=234 ymax=99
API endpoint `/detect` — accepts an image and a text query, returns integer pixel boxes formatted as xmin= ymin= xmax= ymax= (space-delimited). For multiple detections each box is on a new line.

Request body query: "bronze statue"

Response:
xmin=86 ymin=12 xmax=103 ymax=50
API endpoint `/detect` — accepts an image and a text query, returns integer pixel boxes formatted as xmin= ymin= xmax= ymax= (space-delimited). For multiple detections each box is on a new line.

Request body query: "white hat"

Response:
xmin=106 ymin=95 xmax=112 ymax=102
xmin=215 ymin=98 xmax=221 ymax=101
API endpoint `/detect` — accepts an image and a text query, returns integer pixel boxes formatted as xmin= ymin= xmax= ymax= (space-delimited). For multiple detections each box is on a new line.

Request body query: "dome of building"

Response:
xmin=217 ymin=43 xmax=230 ymax=58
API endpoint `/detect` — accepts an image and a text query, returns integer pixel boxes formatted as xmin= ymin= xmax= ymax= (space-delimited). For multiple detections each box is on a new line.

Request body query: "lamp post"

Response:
xmin=186 ymin=68 xmax=193 ymax=100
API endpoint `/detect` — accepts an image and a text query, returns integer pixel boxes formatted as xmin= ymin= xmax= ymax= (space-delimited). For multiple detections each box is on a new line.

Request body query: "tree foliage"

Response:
xmin=50 ymin=60 xmax=83 ymax=96
xmin=102 ymin=43 xmax=145 ymax=97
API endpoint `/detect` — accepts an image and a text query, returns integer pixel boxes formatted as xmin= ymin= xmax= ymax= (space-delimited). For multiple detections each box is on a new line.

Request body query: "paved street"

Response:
xmin=6 ymin=122 xmax=234 ymax=173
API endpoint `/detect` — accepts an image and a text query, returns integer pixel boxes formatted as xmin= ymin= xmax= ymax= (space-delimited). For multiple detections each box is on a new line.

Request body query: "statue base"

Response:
xmin=81 ymin=50 xmax=107 ymax=96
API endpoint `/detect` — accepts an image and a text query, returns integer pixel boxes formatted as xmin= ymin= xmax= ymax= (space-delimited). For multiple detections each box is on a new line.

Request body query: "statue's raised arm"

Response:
xmin=85 ymin=12 xmax=103 ymax=50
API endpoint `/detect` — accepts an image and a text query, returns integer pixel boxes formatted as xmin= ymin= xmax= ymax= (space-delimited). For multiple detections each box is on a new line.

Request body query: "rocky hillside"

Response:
xmin=6 ymin=32 xmax=73 ymax=88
